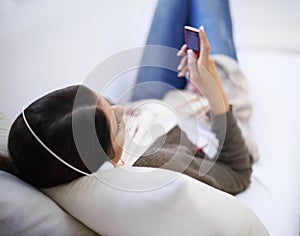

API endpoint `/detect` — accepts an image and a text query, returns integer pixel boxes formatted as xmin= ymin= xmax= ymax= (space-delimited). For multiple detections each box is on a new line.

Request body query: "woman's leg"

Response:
xmin=131 ymin=0 xmax=238 ymax=101
xmin=189 ymin=0 xmax=237 ymax=60
xmin=131 ymin=0 xmax=189 ymax=101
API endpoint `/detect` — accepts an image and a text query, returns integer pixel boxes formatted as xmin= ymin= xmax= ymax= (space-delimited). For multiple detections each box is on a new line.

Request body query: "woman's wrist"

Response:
xmin=192 ymin=74 xmax=230 ymax=115
xmin=205 ymin=86 xmax=230 ymax=115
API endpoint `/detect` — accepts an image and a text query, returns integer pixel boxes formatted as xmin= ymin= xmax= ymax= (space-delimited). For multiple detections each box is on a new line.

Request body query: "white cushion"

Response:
xmin=0 ymin=112 xmax=96 ymax=236
xmin=44 ymin=167 xmax=269 ymax=236
xmin=0 ymin=171 xmax=97 ymax=236
xmin=236 ymin=50 xmax=300 ymax=236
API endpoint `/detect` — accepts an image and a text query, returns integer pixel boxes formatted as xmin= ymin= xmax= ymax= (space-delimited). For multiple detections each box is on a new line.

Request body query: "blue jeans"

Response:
xmin=132 ymin=0 xmax=237 ymax=101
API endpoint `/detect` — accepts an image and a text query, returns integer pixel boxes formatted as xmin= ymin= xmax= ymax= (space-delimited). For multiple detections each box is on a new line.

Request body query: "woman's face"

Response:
xmin=99 ymin=97 xmax=125 ymax=165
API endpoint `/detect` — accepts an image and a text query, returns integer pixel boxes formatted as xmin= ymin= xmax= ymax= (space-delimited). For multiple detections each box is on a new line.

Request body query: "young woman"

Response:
xmin=0 ymin=0 xmax=253 ymax=195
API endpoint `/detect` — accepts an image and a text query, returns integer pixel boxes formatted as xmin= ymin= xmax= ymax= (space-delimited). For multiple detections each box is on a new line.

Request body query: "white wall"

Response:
xmin=230 ymin=0 xmax=300 ymax=52
xmin=1 ymin=0 xmax=300 ymax=121
xmin=0 ymin=0 xmax=157 ymax=121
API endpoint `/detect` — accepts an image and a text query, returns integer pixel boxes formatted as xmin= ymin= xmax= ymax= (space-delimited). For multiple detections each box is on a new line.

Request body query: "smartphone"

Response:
xmin=184 ymin=26 xmax=200 ymax=52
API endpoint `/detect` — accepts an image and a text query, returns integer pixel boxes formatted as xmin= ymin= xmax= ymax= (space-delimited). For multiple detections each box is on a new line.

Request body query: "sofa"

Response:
xmin=0 ymin=0 xmax=299 ymax=235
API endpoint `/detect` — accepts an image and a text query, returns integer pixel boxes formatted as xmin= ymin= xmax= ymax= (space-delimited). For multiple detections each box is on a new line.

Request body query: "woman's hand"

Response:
xmin=177 ymin=26 xmax=230 ymax=115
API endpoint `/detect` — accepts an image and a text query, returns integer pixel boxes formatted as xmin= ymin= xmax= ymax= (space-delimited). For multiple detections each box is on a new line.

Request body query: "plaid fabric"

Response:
xmin=212 ymin=55 xmax=259 ymax=161
xmin=121 ymin=55 xmax=259 ymax=166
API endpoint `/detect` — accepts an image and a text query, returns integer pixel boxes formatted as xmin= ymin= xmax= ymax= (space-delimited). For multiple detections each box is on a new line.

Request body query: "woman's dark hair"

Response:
xmin=3 ymin=85 xmax=113 ymax=188
xmin=0 ymin=154 xmax=13 ymax=173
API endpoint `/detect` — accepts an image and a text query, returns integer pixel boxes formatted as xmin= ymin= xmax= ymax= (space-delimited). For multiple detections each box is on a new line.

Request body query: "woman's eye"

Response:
xmin=117 ymin=121 xmax=123 ymax=132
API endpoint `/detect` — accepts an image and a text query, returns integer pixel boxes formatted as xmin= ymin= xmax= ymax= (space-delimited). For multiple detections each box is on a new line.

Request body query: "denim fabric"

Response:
xmin=132 ymin=0 xmax=237 ymax=101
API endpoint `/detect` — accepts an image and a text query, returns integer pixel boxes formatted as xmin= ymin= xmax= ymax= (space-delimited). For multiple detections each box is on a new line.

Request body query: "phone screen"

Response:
xmin=184 ymin=27 xmax=200 ymax=52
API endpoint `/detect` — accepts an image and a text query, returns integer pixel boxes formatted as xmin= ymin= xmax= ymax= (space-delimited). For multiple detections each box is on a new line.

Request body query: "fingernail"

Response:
xmin=200 ymin=25 xmax=205 ymax=32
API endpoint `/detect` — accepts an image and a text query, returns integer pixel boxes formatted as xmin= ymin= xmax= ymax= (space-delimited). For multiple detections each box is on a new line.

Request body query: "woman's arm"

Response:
xmin=172 ymin=26 xmax=252 ymax=194
xmin=135 ymin=27 xmax=253 ymax=195
xmin=177 ymin=26 xmax=230 ymax=115
xmin=134 ymin=112 xmax=253 ymax=195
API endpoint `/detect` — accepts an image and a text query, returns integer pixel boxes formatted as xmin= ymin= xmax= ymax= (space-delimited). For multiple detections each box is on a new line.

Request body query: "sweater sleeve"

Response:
xmin=211 ymin=106 xmax=253 ymax=171
xmin=134 ymin=106 xmax=253 ymax=195
xmin=189 ymin=106 xmax=253 ymax=194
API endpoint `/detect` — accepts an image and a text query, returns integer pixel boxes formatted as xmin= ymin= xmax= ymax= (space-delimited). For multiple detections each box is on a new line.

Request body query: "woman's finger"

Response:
xmin=199 ymin=26 xmax=210 ymax=62
xmin=187 ymin=49 xmax=198 ymax=78
xmin=177 ymin=66 xmax=188 ymax=77
xmin=177 ymin=56 xmax=187 ymax=70
xmin=181 ymin=67 xmax=189 ymax=77
xmin=177 ymin=44 xmax=188 ymax=56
